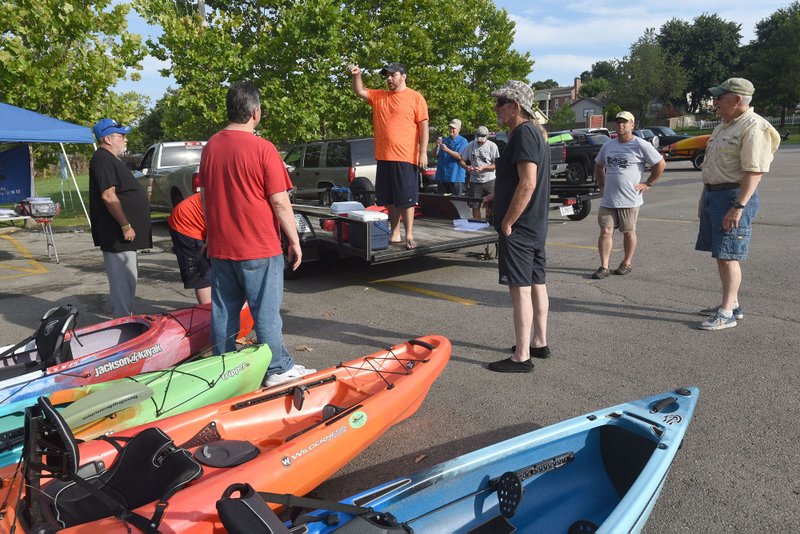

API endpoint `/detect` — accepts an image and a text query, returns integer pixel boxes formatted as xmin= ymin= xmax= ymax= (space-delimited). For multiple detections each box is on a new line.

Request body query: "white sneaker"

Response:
xmin=264 ymin=364 xmax=317 ymax=387
xmin=698 ymin=313 xmax=737 ymax=331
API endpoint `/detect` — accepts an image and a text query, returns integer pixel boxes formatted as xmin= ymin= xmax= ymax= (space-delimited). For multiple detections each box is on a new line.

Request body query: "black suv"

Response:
xmin=283 ymin=138 xmax=376 ymax=205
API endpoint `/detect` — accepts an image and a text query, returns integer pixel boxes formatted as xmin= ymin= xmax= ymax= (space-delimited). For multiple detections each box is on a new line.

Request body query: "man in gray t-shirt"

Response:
xmin=591 ymin=111 xmax=665 ymax=279
xmin=460 ymin=126 xmax=500 ymax=218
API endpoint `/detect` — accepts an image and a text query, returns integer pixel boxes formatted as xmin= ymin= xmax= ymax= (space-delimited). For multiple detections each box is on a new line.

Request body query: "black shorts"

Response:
xmin=375 ymin=161 xmax=419 ymax=209
xmin=498 ymin=230 xmax=546 ymax=286
xmin=169 ymin=227 xmax=211 ymax=289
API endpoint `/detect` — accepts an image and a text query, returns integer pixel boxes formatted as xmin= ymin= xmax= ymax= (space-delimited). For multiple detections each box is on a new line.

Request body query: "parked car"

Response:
xmin=550 ymin=131 xmax=610 ymax=184
xmin=135 ymin=141 xmax=206 ymax=211
xmin=661 ymin=134 xmax=711 ymax=170
xmin=283 ymin=138 xmax=376 ymax=205
xmin=460 ymin=130 xmax=568 ymax=179
xmin=633 ymin=129 xmax=659 ymax=148
xmin=645 ymin=126 xmax=691 ymax=147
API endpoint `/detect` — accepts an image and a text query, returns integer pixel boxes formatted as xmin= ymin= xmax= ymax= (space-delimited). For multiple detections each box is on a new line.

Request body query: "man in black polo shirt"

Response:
xmin=89 ymin=118 xmax=152 ymax=317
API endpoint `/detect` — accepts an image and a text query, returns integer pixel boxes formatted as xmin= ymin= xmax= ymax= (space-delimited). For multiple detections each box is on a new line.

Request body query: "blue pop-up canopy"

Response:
xmin=0 ymin=102 xmax=94 ymax=221
xmin=0 ymin=103 xmax=94 ymax=144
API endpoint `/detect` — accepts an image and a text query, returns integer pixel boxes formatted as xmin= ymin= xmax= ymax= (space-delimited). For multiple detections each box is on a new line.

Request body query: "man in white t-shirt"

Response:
xmin=591 ymin=111 xmax=665 ymax=279
xmin=461 ymin=126 xmax=500 ymax=218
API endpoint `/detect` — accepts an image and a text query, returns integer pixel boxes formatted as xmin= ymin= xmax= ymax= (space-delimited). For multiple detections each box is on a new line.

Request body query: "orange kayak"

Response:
xmin=0 ymin=334 xmax=450 ymax=534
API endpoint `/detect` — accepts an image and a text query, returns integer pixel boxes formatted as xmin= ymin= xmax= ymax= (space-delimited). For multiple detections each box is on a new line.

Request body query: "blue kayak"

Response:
xmin=288 ymin=387 xmax=699 ymax=534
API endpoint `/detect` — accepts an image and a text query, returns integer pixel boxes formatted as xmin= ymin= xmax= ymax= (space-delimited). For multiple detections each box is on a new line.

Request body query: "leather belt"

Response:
xmin=705 ymin=183 xmax=740 ymax=191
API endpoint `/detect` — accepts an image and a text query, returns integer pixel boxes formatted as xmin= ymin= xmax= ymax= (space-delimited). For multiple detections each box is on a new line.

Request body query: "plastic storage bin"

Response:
xmin=348 ymin=220 xmax=390 ymax=250
xmin=330 ymin=201 xmax=365 ymax=215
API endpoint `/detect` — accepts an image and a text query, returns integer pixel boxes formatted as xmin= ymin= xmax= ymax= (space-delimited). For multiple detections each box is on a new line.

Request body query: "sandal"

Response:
xmin=405 ymin=239 xmax=417 ymax=250
xmin=614 ymin=262 xmax=632 ymax=275
xmin=591 ymin=267 xmax=610 ymax=279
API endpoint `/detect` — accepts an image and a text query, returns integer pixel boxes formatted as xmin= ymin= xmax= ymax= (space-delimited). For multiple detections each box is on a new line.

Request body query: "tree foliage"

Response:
xmin=0 ymin=0 xmax=147 ymax=127
xmin=548 ymin=103 xmax=576 ymax=131
xmin=579 ymin=78 xmax=610 ymax=98
xmin=657 ymin=14 xmax=741 ymax=112
xmin=612 ymin=29 xmax=687 ymax=125
xmin=135 ymin=0 xmax=533 ymax=144
xmin=532 ymin=79 xmax=560 ymax=90
xmin=743 ymin=1 xmax=800 ymax=125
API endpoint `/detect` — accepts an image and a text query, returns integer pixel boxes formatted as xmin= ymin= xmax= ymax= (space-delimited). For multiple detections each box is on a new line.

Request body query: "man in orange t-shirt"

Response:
xmin=167 ymin=193 xmax=211 ymax=305
xmin=349 ymin=62 xmax=429 ymax=249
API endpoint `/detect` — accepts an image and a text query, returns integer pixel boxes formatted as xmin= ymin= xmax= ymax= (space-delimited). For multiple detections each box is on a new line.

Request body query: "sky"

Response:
xmin=116 ymin=1 xmax=790 ymax=105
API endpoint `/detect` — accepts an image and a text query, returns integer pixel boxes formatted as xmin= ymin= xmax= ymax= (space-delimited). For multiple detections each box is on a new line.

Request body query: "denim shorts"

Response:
xmin=695 ymin=188 xmax=758 ymax=260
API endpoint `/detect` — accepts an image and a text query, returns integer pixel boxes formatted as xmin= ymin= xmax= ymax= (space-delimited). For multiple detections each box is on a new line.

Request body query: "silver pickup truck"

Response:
xmin=135 ymin=141 xmax=206 ymax=211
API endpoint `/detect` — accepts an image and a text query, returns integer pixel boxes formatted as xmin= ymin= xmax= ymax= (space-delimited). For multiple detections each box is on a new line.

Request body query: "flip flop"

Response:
xmin=405 ymin=239 xmax=417 ymax=250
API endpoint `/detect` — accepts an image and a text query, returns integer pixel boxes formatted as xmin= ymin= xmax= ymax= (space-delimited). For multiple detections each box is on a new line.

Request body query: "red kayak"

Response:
xmin=0 ymin=303 xmax=253 ymax=407
xmin=0 ymin=335 xmax=450 ymax=534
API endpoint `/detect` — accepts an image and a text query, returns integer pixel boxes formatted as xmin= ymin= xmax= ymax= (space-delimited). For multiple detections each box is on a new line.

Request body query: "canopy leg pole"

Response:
xmin=60 ymin=143 xmax=90 ymax=227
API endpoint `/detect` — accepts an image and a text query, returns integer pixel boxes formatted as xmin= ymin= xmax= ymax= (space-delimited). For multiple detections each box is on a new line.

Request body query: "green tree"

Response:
xmin=579 ymin=78 xmax=610 ymax=98
xmin=532 ymin=79 xmax=560 ymax=89
xmin=743 ymin=2 xmax=800 ymax=126
xmin=548 ymin=103 xmax=576 ymax=131
xmin=658 ymin=14 xmax=742 ymax=112
xmin=613 ymin=29 xmax=687 ymax=125
xmin=135 ymin=0 xmax=533 ymax=144
xmin=0 ymin=0 xmax=147 ymax=127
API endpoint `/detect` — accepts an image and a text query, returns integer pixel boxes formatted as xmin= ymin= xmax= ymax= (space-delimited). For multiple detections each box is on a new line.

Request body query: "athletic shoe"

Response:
xmin=264 ymin=364 xmax=317 ymax=387
xmin=699 ymin=305 xmax=743 ymax=320
xmin=698 ymin=314 xmax=737 ymax=331
xmin=592 ymin=267 xmax=610 ymax=279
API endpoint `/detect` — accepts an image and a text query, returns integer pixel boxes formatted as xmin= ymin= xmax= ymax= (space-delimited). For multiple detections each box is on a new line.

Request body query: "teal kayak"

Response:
xmin=0 ymin=344 xmax=270 ymax=467
xmin=242 ymin=387 xmax=698 ymax=534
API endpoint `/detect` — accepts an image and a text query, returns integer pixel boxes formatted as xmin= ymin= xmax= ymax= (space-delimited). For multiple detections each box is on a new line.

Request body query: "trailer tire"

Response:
xmin=566 ymin=199 xmax=592 ymax=221
xmin=566 ymin=162 xmax=588 ymax=185
xmin=350 ymin=177 xmax=375 ymax=206
xmin=692 ymin=151 xmax=705 ymax=170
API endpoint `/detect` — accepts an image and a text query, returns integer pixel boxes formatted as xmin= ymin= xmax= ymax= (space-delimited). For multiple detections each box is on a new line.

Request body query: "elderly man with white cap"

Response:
xmin=696 ymin=77 xmax=780 ymax=330
xmin=481 ymin=81 xmax=552 ymax=373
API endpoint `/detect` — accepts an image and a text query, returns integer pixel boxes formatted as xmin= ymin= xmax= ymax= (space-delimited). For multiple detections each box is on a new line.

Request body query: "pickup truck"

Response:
xmin=135 ymin=141 xmax=206 ymax=211
xmin=551 ymin=131 xmax=610 ymax=185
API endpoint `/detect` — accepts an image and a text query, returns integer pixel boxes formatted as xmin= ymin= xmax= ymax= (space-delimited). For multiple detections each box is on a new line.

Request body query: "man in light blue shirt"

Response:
xmin=433 ymin=118 xmax=467 ymax=195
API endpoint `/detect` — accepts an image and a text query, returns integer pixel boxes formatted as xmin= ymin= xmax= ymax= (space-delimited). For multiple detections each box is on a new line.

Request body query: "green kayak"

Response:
xmin=0 ymin=344 xmax=271 ymax=467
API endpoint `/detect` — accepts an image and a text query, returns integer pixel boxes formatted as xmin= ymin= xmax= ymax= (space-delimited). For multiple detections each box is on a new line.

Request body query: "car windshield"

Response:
xmin=587 ymin=134 xmax=611 ymax=145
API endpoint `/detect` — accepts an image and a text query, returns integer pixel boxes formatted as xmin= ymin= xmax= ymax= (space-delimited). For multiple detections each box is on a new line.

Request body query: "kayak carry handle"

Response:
xmin=650 ymin=396 xmax=678 ymax=414
xmin=408 ymin=339 xmax=435 ymax=351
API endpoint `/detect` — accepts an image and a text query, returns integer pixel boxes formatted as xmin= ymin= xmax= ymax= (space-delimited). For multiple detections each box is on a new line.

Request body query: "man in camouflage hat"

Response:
xmin=482 ymin=81 xmax=553 ymax=372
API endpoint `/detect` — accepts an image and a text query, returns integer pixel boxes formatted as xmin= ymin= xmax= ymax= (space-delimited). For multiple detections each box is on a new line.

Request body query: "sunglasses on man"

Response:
xmin=495 ymin=97 xmax=515 ymax=107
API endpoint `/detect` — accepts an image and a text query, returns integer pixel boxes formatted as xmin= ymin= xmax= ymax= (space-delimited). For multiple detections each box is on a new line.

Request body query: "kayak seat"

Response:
xmin=30 ymin=397 xmax=203 ymax=530
xmin=0 ymin=305 xmax=77 ymax=372
xmin=69 ymin=322 xmax=149 ymax=360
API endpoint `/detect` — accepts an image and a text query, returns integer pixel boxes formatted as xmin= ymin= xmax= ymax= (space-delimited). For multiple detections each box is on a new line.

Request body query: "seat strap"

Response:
xmin=258 ymin=491 xmax=372 ymax=520
xmin=68 ymin=474 xmax=164 ymax=533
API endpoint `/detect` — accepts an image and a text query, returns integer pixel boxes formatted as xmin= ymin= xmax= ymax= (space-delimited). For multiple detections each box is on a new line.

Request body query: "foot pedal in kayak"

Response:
xmin=568 ymin=519 xmax=598 ymax=533
xmin=494 ymin=471 xmax=523 ymax=518
xmin=194 ymin=440 xmax=259 ymax=468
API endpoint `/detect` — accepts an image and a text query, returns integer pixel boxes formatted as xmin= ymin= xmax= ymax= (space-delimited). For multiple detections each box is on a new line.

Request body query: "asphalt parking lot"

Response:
xmin=1 ymin=147 xmax=798 ymax=532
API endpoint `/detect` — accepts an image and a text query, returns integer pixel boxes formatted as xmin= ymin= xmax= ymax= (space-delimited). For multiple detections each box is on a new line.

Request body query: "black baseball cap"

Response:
xmin=380 ymin=62 xmax=406 ymax=76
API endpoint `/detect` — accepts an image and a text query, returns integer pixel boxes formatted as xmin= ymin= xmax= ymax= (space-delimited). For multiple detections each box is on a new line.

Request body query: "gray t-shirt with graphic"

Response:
xmin=595 ymin=137 xmax=663 ymax=208
xmin=460 ymin=139 xmax=500 ymax=183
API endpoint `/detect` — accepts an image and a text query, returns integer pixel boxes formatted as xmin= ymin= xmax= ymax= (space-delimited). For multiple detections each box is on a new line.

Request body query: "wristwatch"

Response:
xmin=732 ymin=201 xmax=746 ymax=209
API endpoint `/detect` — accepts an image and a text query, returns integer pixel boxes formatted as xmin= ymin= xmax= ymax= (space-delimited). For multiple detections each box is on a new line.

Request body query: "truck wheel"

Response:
xmin=170 ymin=188 xmax=184 ymax=208
xmin=692 ymin=151 xmax=705 ymax=170
xmin=350 ymin=177 xmax=375 ymax=206
xmin=566 ymin=199 xmax=591 ymax=221
xmin=566 ymin=162 xmax=588 ymax=185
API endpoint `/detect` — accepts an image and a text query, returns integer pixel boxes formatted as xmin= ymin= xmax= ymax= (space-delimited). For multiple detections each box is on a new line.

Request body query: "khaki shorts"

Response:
xmin=598 ymin=206 xmax=639 ymax=233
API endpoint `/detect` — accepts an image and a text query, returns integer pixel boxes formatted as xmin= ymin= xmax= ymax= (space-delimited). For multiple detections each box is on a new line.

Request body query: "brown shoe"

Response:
xmin=614 ymin=262 xmax=632 ymax=275
xmin=592 ymin=267 xmax=610 ymax=279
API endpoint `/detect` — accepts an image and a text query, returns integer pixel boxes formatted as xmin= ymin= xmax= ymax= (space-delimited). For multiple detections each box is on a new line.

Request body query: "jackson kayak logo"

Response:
xmin=281 ymin=425 xmax=347 ymax=468
xmin=94 ymin=344 xmax=163 ymax=377
xmin=44 ymin=319 xmax=59 ymax=336
xmin=220 ymin=362 xmax=250 ymax=381
xmin=349 ymin=411 xmax=367 ymax=429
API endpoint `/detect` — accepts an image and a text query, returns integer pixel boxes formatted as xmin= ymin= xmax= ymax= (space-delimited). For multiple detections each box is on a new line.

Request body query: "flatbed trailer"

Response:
xmin=286 ymin=187 xmax=601 ymax=276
